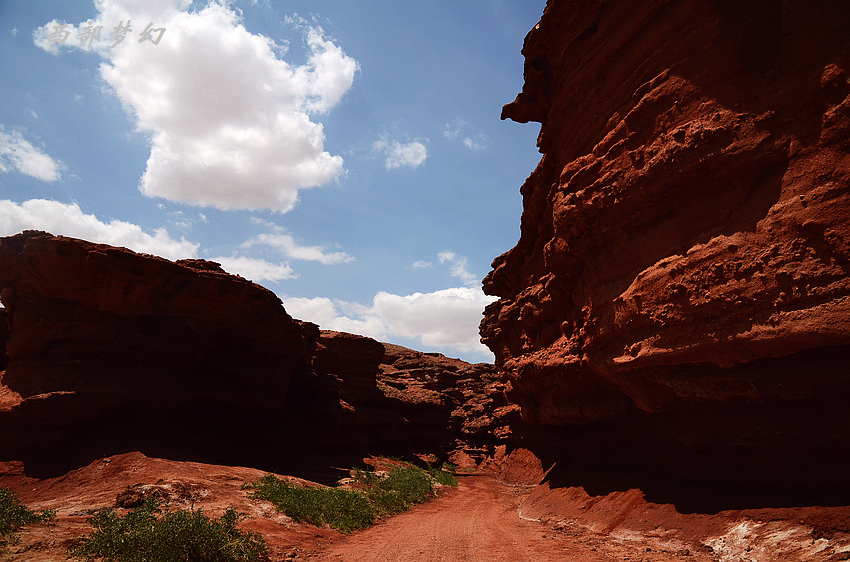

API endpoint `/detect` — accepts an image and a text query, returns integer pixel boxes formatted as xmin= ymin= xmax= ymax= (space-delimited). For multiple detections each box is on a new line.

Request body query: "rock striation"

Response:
xmin=482 ymin=0 xmax=850 ymax=488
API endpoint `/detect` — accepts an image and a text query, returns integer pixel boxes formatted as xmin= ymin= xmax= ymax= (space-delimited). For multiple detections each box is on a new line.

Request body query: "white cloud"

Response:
xmin=0 ymin=199 xmax=197 ymax=260
xmin=211 ymin=255 xmax=295 ymax=282
xmin=463 ymin=135 xmax=488 ymax=151
xmin=281 ymin=286 xmax=497 ymax=360
xmin=283 ymin=295 xmax=388 ymax=337
xmin=442 ymin=119 xmax=488 ymax=151
xmin=438 ymin=251 xmax=479 ymax=287
xmin=411 ymin=260 xmax=432 ymax=268
xmin=166 ymin=210 xmax=208 ymax=230
xmin=442 ymin=118 xmax=465 ymax=139
xmin=0 ymin=126 xmax=63 ymax=182
xmin=243 ymin=219 xmax=353 ymax=264
xmin=372 ymin=137 xmax=427 ymax=170
xmin=34 ymin=2 xmax=358 ymax=212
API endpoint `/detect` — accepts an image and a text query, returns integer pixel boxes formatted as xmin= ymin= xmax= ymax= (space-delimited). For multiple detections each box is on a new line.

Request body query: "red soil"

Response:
xmin=4 ymin=451 xmax=847 ymax=561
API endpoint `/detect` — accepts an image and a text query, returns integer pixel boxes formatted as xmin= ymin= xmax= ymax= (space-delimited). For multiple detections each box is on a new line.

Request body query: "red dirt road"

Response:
xmin=10 ymin=451 xmax=833 ymax=561
xmin=312 ymin=474 xmax=680 ymax=562
xmin=315 ymin=474 xmax=572 ymax=561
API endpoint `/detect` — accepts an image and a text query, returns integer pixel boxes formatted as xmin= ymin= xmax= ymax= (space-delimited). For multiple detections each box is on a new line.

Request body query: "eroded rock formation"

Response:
xmin=285 ymin=331 xmax=514 ymax=470
xmin=0 ymin=231 xmax=316 ymax=474
xmin=482 ymin=0 xmax=850 ymax=488
xmin=0 ymin=231 xmax=508 ymax=476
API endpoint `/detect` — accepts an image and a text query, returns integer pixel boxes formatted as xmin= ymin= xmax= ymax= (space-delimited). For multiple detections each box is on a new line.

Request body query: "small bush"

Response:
xmin=0 ymin=486 xmax=55 ymax=543
xmin=351 ymin=468 xmax=380 ymax=487
xmin=376 ymin=466 xmax=433 ymax=507
xmin=428 ymin=467 xmax=459 ymax=487
xmin=244 ymin=475 xmax=375 ymax=534
xmin=68 ymin=496 xmax=267 ymax=562
xmin=247 ymin=461 xmax=457 ymax=533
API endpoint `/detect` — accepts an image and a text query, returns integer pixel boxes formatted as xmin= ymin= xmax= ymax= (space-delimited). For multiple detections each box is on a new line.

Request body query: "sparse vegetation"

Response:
xmin=428 ymin=464 xmax=459 ymax=487
xmin=243 ymin=474 xmax=375 ymax=534
xmin=0 ymin=486 xmax=55 ymax=544
xmin=244 ymin=460 xmax=458 ymax=533
xmin=68 ymin=496 xmax=267 ymax=562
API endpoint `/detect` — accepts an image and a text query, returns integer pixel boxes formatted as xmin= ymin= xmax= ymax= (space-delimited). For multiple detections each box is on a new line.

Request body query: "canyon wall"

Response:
xmin=282 ymin=331 xmax=513 ymax=472
xmin=0 ymin=230 xmax=317 ymax=474
xmin=0 ymin=231 xmax=508 ymax=476
xmin=482 ymin=0 xmax=850 ymax=488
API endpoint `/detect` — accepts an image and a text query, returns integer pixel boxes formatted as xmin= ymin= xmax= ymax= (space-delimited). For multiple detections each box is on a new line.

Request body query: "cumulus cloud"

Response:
xmin=281 ymin=286 xmax=497 ymax=360
xmin=0 ymin=126 xmax=64 ymax=182
xmin=211 ymin=255 xmax=295 ymax=282
xmin=372 ymin=137 xmax=427 ymax=170
xmin=282 ymin=295 xmax=388 ymax=338
xmin=34 ymin=1 xmax=358 ymax=212
xmin=411 ymin=260 xmax=433 ymax=269
xmin=438 ymin=251 xmax=479 ymax=287
xmin=0 ymin=199 xmax=197 ymax=260
xmin=242 ymin=218 xmax=353 ymax=264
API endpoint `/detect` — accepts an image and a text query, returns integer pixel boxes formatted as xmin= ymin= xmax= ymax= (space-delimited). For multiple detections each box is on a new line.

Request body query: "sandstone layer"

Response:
xmin=482 ymin=0 xmax=850 ymax=487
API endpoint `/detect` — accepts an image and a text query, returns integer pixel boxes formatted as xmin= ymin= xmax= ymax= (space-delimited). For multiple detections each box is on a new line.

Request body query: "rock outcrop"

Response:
xmin=482 ymin=0 xmax=850 ymax=488
xmin=0 ymin=309 xmax=9 ymax=372
xmin=0 ymin=231 xmax=316 ymax=474
xmin=0 ymin=231 xmax=508 ymax=476
xmin=284 ymin=331 xmax=514 ymax=470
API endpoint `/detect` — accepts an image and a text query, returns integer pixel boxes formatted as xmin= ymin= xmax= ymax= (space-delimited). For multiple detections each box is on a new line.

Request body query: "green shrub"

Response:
xmin=376 ymin=466 xmax=433 ymax=506
xmin=0 ymin=486 xmax=55 ymax=543
xmin=428 ymin=467 xmax=459 ymax=487
xmin=243 ymin=475 xmax=375 ymax=534
xmin=246 ymin=462 xmax=456 ymax=533
xmin=351 ymin=468 xmax=380 ymax=487
xmin=68 ymin=496 xmax=267 ymax=562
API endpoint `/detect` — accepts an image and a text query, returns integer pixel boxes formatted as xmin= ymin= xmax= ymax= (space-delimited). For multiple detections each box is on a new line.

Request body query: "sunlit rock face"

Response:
xmin=482 ymin=0 xmax=850 ymax=486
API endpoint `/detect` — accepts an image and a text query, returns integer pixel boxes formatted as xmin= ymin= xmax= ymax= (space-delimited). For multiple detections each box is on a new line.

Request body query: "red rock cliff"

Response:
xmin=0 ymin=231 xmax=316 ymax=474
xmin=283 ymin=331 xmax=514 ymax=470
xmin=483 ymin=0 xmax=850 ymax=487
xmin=0 ymin=232 xmax=509 ymax=476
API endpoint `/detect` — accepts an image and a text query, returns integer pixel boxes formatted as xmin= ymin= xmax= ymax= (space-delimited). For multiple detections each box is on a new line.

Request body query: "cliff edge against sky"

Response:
xmin=482 ymin=0 xmax=850 ymax=487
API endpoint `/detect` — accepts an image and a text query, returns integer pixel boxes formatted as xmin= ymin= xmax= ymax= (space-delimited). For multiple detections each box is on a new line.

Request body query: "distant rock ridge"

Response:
xmin=482 ymin=0 xmax=850 ymax=488
xmin=282 ymin=330 xmax=515 ymax=470
xmin=0 ymin=231 xmax=508 ymax=476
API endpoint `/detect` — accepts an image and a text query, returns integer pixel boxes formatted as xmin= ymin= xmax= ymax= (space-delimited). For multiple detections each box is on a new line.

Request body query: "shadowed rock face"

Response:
xmin=0 ymin=231 xmax=316 ymax=474
xmin=283 ymin=331 xmax=515 ymax=472
xmin=482 ymin=0 xmax=850 ymax=488
xmin=0 ymin=232 xmax=509 ymax=478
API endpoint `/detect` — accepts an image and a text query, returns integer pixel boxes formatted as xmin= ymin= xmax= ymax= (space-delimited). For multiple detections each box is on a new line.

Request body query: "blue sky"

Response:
xmin=0 ymin=0 xmax=543 ymax=362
